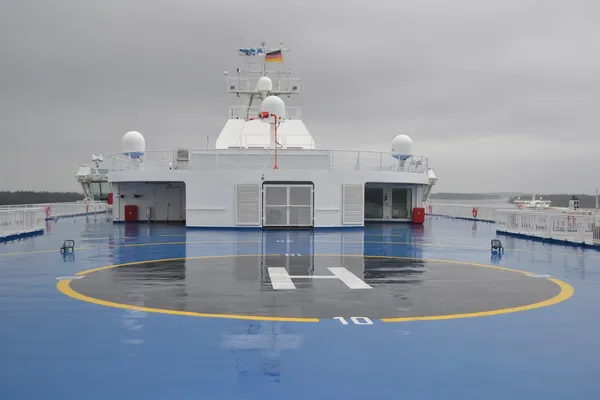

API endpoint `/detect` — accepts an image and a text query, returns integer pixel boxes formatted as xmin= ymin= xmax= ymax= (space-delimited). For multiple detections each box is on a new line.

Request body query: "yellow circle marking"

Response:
xmin=57 ymin=254 xmax=573 ymax=323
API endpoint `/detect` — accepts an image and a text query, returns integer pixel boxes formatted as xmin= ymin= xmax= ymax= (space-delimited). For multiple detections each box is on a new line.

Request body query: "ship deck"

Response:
xmin=1 ymin=215 xmax=599 ymax=399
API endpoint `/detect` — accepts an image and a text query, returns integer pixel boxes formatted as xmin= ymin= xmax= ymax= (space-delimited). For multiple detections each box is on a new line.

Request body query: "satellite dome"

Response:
xmin=260 ymin=95 xmax=286 ymax=123
xmin=391 ymin=134 xmax=413 ymax=160
xmin=122 ymin=131 xmax=146 ymax=158
xmin=256 ymin=76 xmax=273 ymax=93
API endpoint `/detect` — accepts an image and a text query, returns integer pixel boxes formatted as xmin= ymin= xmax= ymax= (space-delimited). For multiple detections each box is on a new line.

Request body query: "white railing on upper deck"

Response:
xmin=229 ymin=106 xmax=302 ymax=120
xmin=232 ymin=134 xmax=315 ymax=149
xmin=423 ymin=202 xmax=503 ymax=223
xmin=0 ymin=208 xmax=46 ymax=238
xmin=0 ymin=201 xmax=108 ymax=219
xmin=109 ymin=149 xmax=429 ymax=174
xmin=498 ymin=209 xmax=599 ymax=245
xmin=226 ymin=77 xmax=301 ymax=94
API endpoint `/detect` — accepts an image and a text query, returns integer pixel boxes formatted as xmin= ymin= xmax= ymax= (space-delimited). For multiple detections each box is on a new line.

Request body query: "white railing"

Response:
xmin=109 ymin=149 xmax=430 ymax=174
xmin=0 ymin=208 xmax=46 ymax=238
xmin=498 ymin=209 xmax=599 ymax=245
xmin=0 ymin=201 xmax=108 ymax=219
xmin=232 ymin=133 xmax=315 ymax=149
xmin=423 ymin=201 xmax=600 ymax=245
xmin=226 ymin=76 xmax=301 ymax=94
xmin=423 ymin=202 xmax=503 ymax=223
xmin=229 ymin=106 xmax=302 ymax=120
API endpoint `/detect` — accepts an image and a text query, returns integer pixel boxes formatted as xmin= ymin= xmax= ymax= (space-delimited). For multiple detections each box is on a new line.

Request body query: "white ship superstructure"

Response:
xmin=100 ymin=42 xmax=437 ymax=228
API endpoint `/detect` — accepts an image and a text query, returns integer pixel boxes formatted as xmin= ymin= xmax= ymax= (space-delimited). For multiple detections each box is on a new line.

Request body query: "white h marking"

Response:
xmin=327 ymin=267 xmax=372 ymax=289
xmin=268 ymin=267 xmax=372 ymax=290
xmin=267 ymin=268 xmax=296 ymax=289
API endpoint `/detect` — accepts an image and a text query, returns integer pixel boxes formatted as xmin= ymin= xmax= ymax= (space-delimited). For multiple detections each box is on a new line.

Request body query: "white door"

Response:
xmin=263 ymin=184 xmax=314 ymax=227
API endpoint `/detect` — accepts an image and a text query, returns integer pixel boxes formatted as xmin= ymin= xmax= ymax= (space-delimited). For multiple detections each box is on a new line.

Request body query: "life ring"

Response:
xmin=517 ymin=203 xmax=524 ymax=209
xmin=427 ymin=204 xmax=432 ymax=213
xmin=45 ymin=206 xmax=50 ymax=217
xmin=472 ymin=207 xmax=478 ymax=218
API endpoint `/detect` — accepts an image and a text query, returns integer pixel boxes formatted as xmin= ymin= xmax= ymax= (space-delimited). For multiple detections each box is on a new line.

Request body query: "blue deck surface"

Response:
xmin=1 ymin=214 xmax=599 ymax=399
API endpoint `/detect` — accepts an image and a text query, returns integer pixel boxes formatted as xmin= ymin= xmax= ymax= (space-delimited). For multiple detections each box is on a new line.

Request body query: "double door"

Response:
xmin=263 ymin=184 xmax=314 ymax=227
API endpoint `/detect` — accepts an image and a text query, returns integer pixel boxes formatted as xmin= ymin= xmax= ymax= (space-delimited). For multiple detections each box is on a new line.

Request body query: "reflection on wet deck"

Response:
xmin=0 ymin=216 xmax=598 ymax=399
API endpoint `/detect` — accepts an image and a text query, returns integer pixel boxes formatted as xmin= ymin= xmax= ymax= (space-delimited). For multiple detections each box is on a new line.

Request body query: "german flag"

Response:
xmin=265 ymin=49 xmax=283 ymax=63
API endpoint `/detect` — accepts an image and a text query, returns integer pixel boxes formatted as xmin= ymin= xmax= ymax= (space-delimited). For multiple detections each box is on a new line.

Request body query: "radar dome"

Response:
xmin=122 ymin=131 xmax=146 ymax=158
xmin=256 ymin=76 xmax=273 ymax=93
xmin=391 ymin=134 xmax=413 ymax=160
xmin=260 ymin=95 xmax=286 ymax=123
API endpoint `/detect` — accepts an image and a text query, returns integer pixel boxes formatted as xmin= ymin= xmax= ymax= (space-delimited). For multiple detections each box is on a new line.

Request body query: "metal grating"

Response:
xmin=343 ymin=184 xmax=364 ymax=225
xmin=235 ymin=184 xmax=260 ymax=225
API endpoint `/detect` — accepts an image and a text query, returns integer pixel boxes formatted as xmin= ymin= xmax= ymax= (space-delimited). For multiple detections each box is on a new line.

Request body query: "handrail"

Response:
xmin=0 ymin=207 xmax=46 ymax=238
xmin=0 ymin=201 xmax=109 ymax=220
xmin=0 ymin=200 xmax=105 ymax=209
xmin=107 ymin=148 xmax=430 ymax=174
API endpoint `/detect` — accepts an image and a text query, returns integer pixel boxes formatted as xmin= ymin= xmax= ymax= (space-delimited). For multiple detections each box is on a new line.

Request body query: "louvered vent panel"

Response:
xmin=236 ymin=184 xmax=260 ymax=225
xmin=342 ymin=184 xmax=364 ymax=225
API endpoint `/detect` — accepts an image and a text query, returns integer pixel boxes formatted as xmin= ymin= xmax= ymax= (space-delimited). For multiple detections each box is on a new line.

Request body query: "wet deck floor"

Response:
xmin=1 ymin=215 xmax=599 ymax=399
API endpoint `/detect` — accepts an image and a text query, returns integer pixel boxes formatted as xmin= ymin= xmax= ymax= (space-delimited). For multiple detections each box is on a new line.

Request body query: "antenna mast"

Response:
xmin=261 ymin=41 xmax=266 ymax=77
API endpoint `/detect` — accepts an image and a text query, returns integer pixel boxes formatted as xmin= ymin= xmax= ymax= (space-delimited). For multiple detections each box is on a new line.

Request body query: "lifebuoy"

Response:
xmin=472 ymin=207 xmax=478 ymax=218
xmin=45 ymin=206 xmax=50 ymax=217
xmin=517 ymin=203 xmax=524 ymax=209
xmin=427 ymin=204 xmax=432 ymax=213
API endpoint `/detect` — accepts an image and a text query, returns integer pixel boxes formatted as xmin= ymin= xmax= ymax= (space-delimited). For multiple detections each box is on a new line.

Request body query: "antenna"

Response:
xmin=261 ymin=41 xmax=266 ymax=76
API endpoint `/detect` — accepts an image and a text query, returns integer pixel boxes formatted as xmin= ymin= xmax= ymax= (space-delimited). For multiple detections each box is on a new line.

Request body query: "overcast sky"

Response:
xmin=1 ymin=0 xmax=599 ymax=193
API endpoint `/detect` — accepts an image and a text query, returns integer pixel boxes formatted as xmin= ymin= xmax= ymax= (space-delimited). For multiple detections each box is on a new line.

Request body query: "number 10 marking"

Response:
xmin=334 ymin=317 xmax=373 ymax=325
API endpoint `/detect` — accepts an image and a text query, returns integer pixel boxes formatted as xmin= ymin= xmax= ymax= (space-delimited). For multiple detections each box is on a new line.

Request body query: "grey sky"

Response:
xmin=1 ymin=0 xmax=599 ymax=193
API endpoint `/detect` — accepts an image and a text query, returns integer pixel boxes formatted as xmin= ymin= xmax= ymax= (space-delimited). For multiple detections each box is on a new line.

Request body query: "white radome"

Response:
xmin=256 ymin=76 xmax=273 ymax=93
xmin=260 ymin=95 xmax=286 ymax=122
xmin=391 ymin=134 xmax=413 ymax=160
xmin=122 ymin=131 xmax=146 ymax=158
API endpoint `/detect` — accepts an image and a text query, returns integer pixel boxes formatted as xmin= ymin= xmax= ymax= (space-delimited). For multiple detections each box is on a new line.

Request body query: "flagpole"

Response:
xmin=261 ymin=41 xmax=266 ymax=77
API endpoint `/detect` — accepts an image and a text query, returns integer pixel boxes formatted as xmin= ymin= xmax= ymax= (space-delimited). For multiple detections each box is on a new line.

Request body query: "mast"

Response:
xmin=227 ymin=41 xmax=300 ymax=121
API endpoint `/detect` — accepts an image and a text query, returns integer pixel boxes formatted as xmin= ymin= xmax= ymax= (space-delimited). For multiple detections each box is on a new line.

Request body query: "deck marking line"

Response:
xmin=268 ymin=268 xmax=296 ymax=289
xmin=267 ymin=266 xmax=371 ymax=289
xmin=56 ymin=254 xmax=573 ymax=323
xmin=57 ymin=276 xmax=84 ymax=280
xmin=328 ymin=267 xmax=372 ymax=289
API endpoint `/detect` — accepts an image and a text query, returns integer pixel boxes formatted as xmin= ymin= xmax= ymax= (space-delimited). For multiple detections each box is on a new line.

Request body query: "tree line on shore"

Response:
xmin=0 ymin=191 xmax=84 ymax=206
